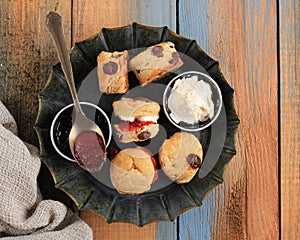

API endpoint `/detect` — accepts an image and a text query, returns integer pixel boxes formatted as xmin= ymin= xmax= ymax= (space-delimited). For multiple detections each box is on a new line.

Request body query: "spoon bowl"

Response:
xmin=46 ymin=12 xmax=107 ymax=172
xmin=50 ymin=102 xmax=112 ymax=162
xmin=68 ymin=112 xmax=105 ymax=156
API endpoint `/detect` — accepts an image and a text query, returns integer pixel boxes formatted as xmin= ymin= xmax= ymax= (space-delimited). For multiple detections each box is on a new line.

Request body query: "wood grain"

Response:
xmin=280 ymin=0 xmax=300 ymax=239
xmin=0 ymin=0 xmax=72 ymax=145
xmin=72 ymin=0 xmax=176 ymax=42
xmin=239 ymin=2 xmax=279 ymax=238
xmin=179 ymin=0 xmax=279 ymax=239
xmin=135 ymin=0 xmax=176 ymax=31
xmin=72 ymin=1 xmax=176 ymax=239
xmin=0 ymin=0 xmax=284 ymax=239
xmin=72 ymin=0 xmax=139 ymax=42
xmin=79 ymin=211 xmax=156 ymax=239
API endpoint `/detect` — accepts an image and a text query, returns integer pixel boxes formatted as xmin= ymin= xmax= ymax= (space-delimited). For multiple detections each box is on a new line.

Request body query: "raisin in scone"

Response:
xmin=129 ymin=42 xmax=183 ymax=86
xmin=97 ymin=50 xmax=129 ymax=94
xmin=159 ymin=132 xmax=202 ymax=184
xmin=110 ymin=148 xmax=156 ymax=194
xmin=113 ymin=97 xmax=160 ymax=143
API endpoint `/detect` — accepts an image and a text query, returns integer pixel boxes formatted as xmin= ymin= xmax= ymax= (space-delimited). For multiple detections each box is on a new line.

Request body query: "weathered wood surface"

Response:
xmin=0 ymin=0 xmax=72 ymax=145
xmin=178 ymin=0 xmax=279 ymax=239
xmin=1 ymin=0 xmax=298 ymax=239
xmin=280 ymin=0 xmax=300 ymax=239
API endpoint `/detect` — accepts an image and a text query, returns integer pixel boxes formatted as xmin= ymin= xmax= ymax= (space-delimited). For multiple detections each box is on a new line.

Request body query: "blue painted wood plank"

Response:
xmin=136 ymin=0 xmax=177 ymax=31
xmin=135 ymin=1 xmax=177 ymax=239
xmin=179 ymin=193 xmax=218 ymax=240
xmin=178 ymin=1 xmax=220 ymax=240
xmin=178 ymin=0 xmax=209 ymax=52
xmin=156 ymin=221 xmax=178 ymax=240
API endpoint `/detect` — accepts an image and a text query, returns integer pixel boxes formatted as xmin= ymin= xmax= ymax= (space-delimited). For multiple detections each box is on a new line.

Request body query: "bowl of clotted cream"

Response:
xmin=163 ymin=71 xmax=222 ymax=131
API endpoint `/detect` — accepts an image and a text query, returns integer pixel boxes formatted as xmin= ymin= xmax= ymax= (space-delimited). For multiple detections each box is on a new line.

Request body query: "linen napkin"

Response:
xmin=0 ymin=101 xmax=93 ymax=240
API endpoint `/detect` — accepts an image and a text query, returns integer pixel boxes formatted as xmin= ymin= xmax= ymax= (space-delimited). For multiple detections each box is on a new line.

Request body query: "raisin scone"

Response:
xmin=113 ymin=97 xmax=160 ymax=143
xmin=110 ymin=148 xmax=156 ymax=194
xmin=97 ymin=50 xmax=129 ymax=94
xmin=129 ymin=42 xmax=183 ymax=86
xmin=159 ymin=132 xmax=202 ymax=184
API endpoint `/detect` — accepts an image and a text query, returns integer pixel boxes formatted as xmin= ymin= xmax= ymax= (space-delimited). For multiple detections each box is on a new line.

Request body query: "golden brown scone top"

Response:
xmin=110 ymin=148 xmax=155 ymax=195
xmin=113 ymin=97 xmax=160 ymax=118
xmin=159 ymin=132 xmax=203 ymax=184
xmin=112 ymin=148 xmax=155 ymax=174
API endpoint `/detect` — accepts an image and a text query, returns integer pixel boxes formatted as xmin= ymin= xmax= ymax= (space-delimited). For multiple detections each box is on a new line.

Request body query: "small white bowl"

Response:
xmin=163 ymin=71 xmax=222 ymax=131
xmin=50 ymin=102 xmax=112 ymax=162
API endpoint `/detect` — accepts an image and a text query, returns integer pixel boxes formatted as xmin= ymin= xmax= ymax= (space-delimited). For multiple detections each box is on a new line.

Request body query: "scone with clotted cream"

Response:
xmin=113 ymin=97 xmax=160 ymax=143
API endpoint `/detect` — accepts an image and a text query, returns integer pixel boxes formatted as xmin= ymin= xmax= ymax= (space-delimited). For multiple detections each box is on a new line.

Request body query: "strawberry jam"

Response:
xmin=74 ymin=131 xmax=106 ymax=172
xmin=117 ymin=118 xmax=156 ymax=131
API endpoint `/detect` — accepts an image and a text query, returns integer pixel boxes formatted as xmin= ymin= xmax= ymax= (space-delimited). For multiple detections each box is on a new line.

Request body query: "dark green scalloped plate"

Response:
xmin=35 ymin=23 xmax=239 ymax=226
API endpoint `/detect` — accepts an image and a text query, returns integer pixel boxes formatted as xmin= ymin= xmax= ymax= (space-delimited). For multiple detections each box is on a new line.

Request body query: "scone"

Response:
xmin=113 ymin=97 xmax=160 ymax=143
xmin=110 ymin=148 xmax=156 ymax=194
xmin=129 ymin=42 xmax=183 ymax=86
xmin=97 ymin=50 xmax=129 ymax=94
xmin=159 ymin=132 xmax=202 ymax=184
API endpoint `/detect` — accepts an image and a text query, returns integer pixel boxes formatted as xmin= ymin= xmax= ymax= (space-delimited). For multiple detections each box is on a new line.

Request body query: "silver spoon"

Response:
xmin=46 ymin=12 xmax=106 ymax=172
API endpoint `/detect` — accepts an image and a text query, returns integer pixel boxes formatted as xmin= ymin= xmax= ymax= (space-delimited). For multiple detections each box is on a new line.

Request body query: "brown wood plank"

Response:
xmin=280 ymin=0 xmax=300 ymax=239
xmin=206 ymin=2 xmax=249 ymax=238
xmin=79 ymin=211 xmax=156 ymax=239
xmin=208 ymin=1 xmax=279 ymax=239
xmin=209 ymin=1 xmax=279 ymax=239
xmin=180 ymin=0 xmax=279 ymax=239
xmin=72 ymin=0 xmax=138 ymax=42
xmin=0 ymin=0 xmax=72 ymax=145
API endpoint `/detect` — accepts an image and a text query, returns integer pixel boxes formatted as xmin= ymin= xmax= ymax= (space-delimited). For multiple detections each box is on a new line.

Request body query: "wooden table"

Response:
xmin=0 ymin=0 xmax=299 ymax=239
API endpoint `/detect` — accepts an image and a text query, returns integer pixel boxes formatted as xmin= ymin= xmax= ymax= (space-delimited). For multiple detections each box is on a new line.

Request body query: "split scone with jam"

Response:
xmin=112 ymin=97 xmax=160 ymax=143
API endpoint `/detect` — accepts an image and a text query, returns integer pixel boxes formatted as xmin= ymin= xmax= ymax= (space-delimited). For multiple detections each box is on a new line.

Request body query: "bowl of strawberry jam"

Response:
xmin=50 ymin=102 xmax=112 ymax=162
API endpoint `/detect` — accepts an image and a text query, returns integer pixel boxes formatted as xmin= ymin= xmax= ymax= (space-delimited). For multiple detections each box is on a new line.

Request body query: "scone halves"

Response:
xmin=110 ymin=148 xmax=155 ymax=194
xmin=97 ymin=50 xmax=129 ymax=94
xmin=129 ymin=42 xmax=183 ymax=86
xmin=113 ymin=97 xmax=160 ymax=143
xmin=159 ymin=132 xmax=202 ymax=184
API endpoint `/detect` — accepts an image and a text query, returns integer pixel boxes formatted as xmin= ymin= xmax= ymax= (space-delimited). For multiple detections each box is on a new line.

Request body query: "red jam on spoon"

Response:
xmin=74 ymin=131 xmax=106 ymax=172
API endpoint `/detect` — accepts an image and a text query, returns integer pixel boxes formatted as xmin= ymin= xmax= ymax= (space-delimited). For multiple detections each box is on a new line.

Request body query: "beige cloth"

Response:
xmin=0 ymin=101 xmax=93 ymax=239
